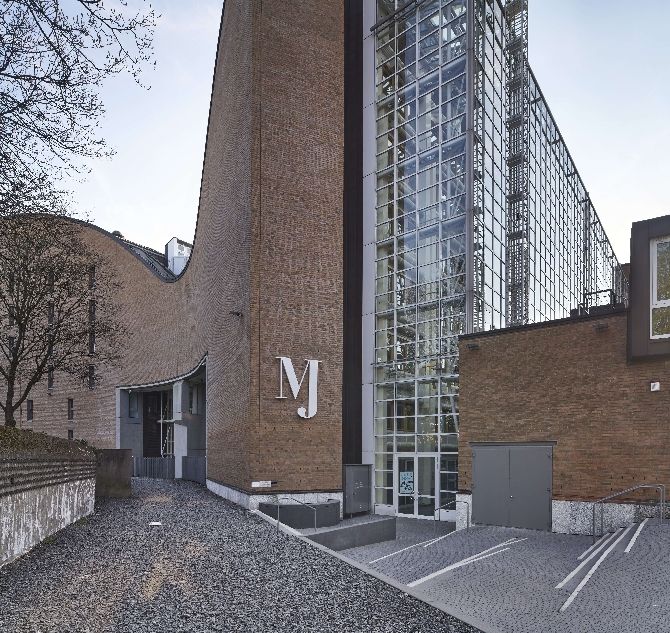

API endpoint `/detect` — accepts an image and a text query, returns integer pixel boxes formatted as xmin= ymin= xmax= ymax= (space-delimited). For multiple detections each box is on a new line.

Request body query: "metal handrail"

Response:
xmin=592 ymin=484 xmax=666 ymax=543
xmin=276 ymin=496 xmax=318 ymax=531
xmin=434 ymin=499 xmax=470 ymax=534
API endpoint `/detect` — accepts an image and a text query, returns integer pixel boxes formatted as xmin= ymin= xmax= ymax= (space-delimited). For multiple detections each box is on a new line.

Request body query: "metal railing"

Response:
xmin=276 ymin=496 xmax=318 ymax=531
xmin=592 ymin=484 xmax=666 ymax=543
xmin=133 ymin=456 xmax=175 ymax=479
xmin=434 ymin=499 xmax=470 ymax=534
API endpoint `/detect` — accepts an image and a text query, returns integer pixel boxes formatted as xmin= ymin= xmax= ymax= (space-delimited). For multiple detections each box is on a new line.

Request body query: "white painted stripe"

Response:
xmin=555 ymin=529 xmax=621 ymax=589
xmin=625 ymin=518 xmax=649 ymax=554
xmin=577 ymin=532 xmax=610 ymax=560
xmin=407 ymin=538 xmax=527 ymax=587
xmin=423 ymin=529 xmax=460 ymax=548
xmin=367 ymin=536 xmax=446 ymax=564
xmin=559 ymin=524 xmax=634 ymax=613
xmin=433 ymin=537 xmax=518 ymax=565
xmin=408 ymin=548 xmax=511 ymax=587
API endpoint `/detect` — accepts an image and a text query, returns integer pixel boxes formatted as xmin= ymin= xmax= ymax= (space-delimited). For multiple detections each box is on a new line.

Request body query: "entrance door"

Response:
xmin=395 ymin=455 xmax=438 ymax=519
xmin=142 ymin=392 xmax=161 ymax=457
xmin=472 ymin=443 xmax=553 ymax=531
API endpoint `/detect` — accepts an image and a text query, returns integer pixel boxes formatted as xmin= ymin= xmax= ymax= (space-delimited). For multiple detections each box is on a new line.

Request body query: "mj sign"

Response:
xmin=276 ymin=357 xmax=320 ymax=419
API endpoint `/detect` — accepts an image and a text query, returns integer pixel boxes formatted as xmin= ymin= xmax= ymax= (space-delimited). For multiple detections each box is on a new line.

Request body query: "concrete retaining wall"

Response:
xmin=307 ymin=517 xmax=396 ymax=551
xmin=96 ymin=449 xmax=132 ymax=498
xmin=0 ymin=456 xmax=96 ymax=568
xmin=455 ymin=493 xmax=664 ymax=535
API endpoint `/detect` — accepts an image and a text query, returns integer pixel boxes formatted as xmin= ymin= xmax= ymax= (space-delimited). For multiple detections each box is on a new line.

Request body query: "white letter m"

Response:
xmin=276 ymin=357 xmax=320 ymax=419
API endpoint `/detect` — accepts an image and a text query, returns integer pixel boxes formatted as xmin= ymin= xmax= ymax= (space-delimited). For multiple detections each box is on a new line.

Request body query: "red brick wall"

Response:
xmin=459 ymin=311 xmax=670 ymax=501
xmin=248 ymin=0 xmax=344 ymax=492
xmin=10 ymin=0 xmax=345 ymax=496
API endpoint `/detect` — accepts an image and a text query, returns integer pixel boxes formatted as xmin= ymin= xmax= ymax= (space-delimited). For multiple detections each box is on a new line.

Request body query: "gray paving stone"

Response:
xmin=341 ymin=519 xmax=670 ymax=633
xmin=0 ymin=480 xmax=479 ymax=633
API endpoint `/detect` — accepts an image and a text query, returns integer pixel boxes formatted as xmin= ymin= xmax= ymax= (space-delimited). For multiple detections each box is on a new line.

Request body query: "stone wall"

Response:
xmin=0 ymin=456 xmax=96 ymax=567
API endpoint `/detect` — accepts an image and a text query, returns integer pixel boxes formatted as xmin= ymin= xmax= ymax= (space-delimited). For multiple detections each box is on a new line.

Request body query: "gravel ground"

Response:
xmin=0 ymin=479 xmax=480 ymax=633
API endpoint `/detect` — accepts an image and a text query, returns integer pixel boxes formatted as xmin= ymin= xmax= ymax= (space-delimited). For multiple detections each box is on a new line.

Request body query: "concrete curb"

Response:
xmin=251 ymin=509 xmax=500 ymax=633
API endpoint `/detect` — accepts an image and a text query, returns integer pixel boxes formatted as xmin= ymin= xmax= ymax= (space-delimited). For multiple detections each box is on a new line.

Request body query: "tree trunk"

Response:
xmin=4 ymin=406 xmax=16 ymax=427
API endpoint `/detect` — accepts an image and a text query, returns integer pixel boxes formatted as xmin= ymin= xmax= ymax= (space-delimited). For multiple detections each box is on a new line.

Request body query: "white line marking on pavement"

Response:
xmin=367 ymin=536 xmax=445 ymax=564
xmin=408 ymin=548 xmax=512 ymax=587
xmin=559 ymin=524 xmax=634 ymax=613
xmin=407 ymin=538 xmax=527 ymax=587
xmin=578 ymin=531 xmax=610 ymax=560
xmin=625 ymin=518 xmax=649 ymax=554
xmin=423 ymin=530 xmax=459 ymax=548
xmin=555 ymin=529 xmax=622 ymax=589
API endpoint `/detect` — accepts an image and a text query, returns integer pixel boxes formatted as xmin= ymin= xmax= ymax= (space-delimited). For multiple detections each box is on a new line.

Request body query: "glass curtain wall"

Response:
xmin=472 ymin=0 xmax=507 ymax=332
xmin=373 ymin=0 xmax=466 ymax=512
xmin=371 ymin=0 xmax=627 ymax=515
xmin=525 ymin=70 xmax=626 ymax=320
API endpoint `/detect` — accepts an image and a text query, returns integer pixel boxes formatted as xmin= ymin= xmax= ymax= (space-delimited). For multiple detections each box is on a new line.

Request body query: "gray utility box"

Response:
xmin=343 ymin=464 xmax=372 ymax=517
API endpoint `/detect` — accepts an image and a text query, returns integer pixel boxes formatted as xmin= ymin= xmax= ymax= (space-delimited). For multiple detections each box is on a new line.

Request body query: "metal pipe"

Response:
xmin=592 ymin=484 xmax=666 ymax=543
xmin=276 ymin=496 xmax=319 ymax=532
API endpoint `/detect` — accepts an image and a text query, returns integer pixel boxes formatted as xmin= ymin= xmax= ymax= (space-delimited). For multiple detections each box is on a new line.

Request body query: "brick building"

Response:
xmin=4 ymin=1 xmax=646 ymax=522
xmin=458 ymin=216 xmax=670 ymax=534
xmin=13 ymin=0 xmax=348 ymax=509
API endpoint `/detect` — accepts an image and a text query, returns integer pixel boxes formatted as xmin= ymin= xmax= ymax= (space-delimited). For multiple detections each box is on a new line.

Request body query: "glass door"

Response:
xmin=397 ymin=456 xmax=415 ymax=515
xmin=395 ymin=455 xmax=438 ymax=519
xmin=416 ymin=455 xmax=436 ymax=517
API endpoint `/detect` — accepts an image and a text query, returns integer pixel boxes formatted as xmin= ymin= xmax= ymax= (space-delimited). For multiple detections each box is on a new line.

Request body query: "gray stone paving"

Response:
xmin=341 ymin=520 xmax=670 ymax=633
xmin=0 ymin=479 xmax=479 ymax=633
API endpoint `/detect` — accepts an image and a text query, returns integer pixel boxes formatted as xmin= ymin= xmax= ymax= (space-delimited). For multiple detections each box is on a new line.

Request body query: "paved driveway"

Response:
xmin=0 ymin=480 xmax=477 ymax=633
xmin=342 ymin=520 xmax=670 ymax=633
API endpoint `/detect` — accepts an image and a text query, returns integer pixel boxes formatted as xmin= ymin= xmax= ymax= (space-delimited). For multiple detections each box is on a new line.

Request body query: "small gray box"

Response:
xmin=344 ymin=464 xmax=372 ymax=516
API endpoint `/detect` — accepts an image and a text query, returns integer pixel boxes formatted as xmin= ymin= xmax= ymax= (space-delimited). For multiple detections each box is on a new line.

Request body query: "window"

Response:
xmin=47 ymin=303 xmax=54 ymax=326
xmin=67 ymin=430 xmax=74 ymax=441
xmin=88 ymin=300 xmax=96 ymax=355
xmin=47 ymin=368 xmax=54 ymax=390
xmin=189 ymin=384 xmax=203 ymax=415
xmin=128 ymin=392 xmax=138 ymax=419
xmin=88 ymin=265 xmax=96 ymax=290
xmin=651 ymin=237 xmax=670 ymax=338
xmin=67 ymin=398 xmax=74 ymax=420
xmin=27 ymin=399 xmax=33 ymax=421
xmin=88 ymin=365 xmax=95 ymax=390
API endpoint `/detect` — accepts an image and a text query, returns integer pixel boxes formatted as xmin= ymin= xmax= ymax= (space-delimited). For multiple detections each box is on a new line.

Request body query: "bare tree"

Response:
xmin=0 ymin=0 xmax=157 ymax=202
xmin=0 ymin=215 xmax=124 ymax=426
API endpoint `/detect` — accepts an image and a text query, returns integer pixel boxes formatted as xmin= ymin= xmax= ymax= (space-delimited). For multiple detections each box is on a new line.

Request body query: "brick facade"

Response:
xmin=459 ymin=310 xmax=670 ymax=502
xmin=10 ymin=0 xmax=345 ymax=496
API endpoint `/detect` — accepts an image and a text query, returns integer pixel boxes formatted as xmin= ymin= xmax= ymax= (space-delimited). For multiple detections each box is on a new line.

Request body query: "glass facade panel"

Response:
xmin=372 ymin=0 xmax=626 ymax=515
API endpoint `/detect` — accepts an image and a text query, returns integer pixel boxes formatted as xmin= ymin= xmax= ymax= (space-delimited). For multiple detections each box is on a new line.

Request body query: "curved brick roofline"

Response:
xmin=55 ymin=1 xmax=226 ymax=284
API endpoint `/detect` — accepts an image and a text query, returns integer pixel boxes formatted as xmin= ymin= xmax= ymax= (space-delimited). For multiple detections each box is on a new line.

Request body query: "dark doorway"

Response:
xmin=142 ymin=392 xmax=161 ymax=457
xmin=472 ymin=443 xmax=553 ymax=531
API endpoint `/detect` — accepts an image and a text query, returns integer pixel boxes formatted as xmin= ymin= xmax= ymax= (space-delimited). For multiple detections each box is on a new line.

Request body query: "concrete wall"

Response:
xmin=0 ymin=457 xmax=96 ymax=567
xmin=96 ymin=449 xmax=132 ymax=498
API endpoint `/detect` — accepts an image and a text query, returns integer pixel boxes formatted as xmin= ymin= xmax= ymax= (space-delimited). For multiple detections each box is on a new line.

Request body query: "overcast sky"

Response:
xmin=73 ymin=1 xmax=670 ymax=263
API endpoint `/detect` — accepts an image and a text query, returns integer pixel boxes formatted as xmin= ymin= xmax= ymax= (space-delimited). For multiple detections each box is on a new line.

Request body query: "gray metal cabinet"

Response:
xmin=472 ymin=443 xmax=553 ymax=531
xmin=343 ymin=464 xmax=372 ymax=516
